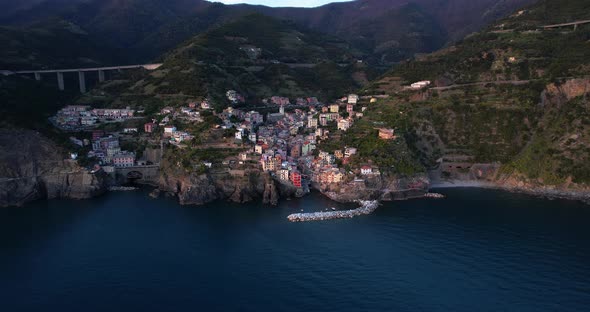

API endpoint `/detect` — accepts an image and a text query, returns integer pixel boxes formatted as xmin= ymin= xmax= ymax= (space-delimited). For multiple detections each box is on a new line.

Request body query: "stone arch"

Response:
xmin=127 ymin=171 xmax=143 ymax=180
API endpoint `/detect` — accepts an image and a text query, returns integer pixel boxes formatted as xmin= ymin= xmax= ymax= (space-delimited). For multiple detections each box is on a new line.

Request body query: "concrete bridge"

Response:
xmin=543 ymin=20 xmax=590 ymax=31
xmin=1 ymin=63 xmax=163 ymax=93
xmin=114 ymin=165 xmax=160 ymax=185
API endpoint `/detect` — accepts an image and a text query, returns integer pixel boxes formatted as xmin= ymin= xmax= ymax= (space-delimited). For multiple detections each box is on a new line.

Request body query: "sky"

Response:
xmin=208 ymin=0 xmax=354 ymax=8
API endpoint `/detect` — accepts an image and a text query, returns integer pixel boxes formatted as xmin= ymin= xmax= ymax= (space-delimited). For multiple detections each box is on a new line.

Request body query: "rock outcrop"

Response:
xmin=158 ymin=163 xmax=290 ymax=206
xmin=0 ymin=130 xmax=107 ymax=207
xmin=315 ymin=173 xmax=429 ymax=203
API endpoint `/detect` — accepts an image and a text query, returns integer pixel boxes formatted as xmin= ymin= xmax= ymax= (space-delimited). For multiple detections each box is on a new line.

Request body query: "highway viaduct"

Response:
xmin=0 ymin=63 xmax=163 ymax=93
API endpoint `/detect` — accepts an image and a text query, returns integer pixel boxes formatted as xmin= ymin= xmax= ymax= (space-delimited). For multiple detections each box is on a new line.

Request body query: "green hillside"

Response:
xmin=355 ymin=0 xmax=590 ymax=186
xmin=0 ymin=19 xmax=119 ymax=70
xmin=92 ymin=14 xmax=375 ymax=110
xmin=369 ymin=0 xmax=590 ymax=87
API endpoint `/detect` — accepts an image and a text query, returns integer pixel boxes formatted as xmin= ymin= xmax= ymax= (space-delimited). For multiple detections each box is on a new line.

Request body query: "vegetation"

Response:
xmin=371 ymin=1 xmax=590 ymax=88
xmin=352 ymin=0 xmax=590 ymax=186
xmin=318 ymin=100 xmax=424 ymax=176
xmin=112 ymin=14 xmax=374 ymax=112
xmin=0 ymin=19 xmax=118 ymax=70
xmin=505 ymin=96 xmax=590 ymax=184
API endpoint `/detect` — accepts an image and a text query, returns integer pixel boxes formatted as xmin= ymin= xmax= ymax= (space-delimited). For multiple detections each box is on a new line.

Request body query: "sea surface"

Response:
xmin=1 ymin=188 xmax=589 ymax=312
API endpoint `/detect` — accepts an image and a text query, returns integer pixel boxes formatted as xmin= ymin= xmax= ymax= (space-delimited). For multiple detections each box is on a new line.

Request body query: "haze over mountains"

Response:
xmin=0 ymin=0 xmax=536 ymax=69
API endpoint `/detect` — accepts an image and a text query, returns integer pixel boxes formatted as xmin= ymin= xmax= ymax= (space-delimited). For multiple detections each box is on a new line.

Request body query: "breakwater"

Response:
xmin=424 ymin=193 xmax=445 ymax=199
xmin=287 ymin=200 xmax=380 ymax=222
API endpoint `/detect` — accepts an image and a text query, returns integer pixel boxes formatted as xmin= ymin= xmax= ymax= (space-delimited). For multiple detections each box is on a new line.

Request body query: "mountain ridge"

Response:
xmin=0 ymin=0 xmax=537 ymax=68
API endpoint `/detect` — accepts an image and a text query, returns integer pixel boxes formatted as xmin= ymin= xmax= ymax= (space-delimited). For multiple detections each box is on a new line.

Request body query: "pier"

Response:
xmin=287 ymin=200 xmax=380 ymax=222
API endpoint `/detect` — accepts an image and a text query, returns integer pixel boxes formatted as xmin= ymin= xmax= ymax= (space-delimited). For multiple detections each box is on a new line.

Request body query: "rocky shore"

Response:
xmin=314 ymin=174 xmax=430 ymax=203
xmin=431 ymin=178 xmax=590 ymax=203
xmin=156 ymin=159 xmax=297 ymax=206
xmin=3 ymin=130 xmax=587 ymax=208
xmin=0 ymin=130 xmax=107 ymax=207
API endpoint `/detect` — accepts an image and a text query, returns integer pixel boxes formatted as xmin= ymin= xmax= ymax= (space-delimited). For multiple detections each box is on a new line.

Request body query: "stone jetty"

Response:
xmin=287 ymin=200 xmax=380 ymax=222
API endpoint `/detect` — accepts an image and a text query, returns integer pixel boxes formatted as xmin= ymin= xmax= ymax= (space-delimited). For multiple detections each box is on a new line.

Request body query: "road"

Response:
xmin=429 ymin=79 xmax=533 ymax=91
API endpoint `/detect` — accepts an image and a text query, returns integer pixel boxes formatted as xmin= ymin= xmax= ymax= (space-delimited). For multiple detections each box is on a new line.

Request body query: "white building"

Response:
xmin=348 ymin=94 xmax=359 ymax=104
xmin=164 ymin=126 xmax=177 ymax=134
xmin=235 ymin=129 xmax=244 ymax=140
xmin=409 ymin=80 xmax=431 ymax=90
xmin=278 ymin=169 xmax=290 ymax=182
xmin=345 ymin=147 xmax=357 ymax=158
xmin=308 ymin=118 xmax=318 ymax=129
xmin=361 ymin=166 xmax=373 ymax=175
xmin=255 ymin=145 xmax=264 ymax=154
xmin=338 ymin=119 xmax=351 ymax=131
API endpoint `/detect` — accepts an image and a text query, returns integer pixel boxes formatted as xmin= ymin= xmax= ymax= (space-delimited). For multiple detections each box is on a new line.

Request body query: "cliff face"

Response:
xmin=0 ymin=130 xmax=107 ymax=207
xmin=158 ymin=164 xmax=290 ymax=206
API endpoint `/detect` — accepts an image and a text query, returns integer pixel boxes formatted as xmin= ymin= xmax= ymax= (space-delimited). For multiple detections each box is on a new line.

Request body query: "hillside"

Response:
xmin=0 ymin=0 xmax=537 ymax=67
xmin=356 ymin=0 xmax=590 ymax=190
xmin=0 ymin=19 xmax=120 ymax=70
xmin=255 ymin=0 xmax=537 ymax=63
xmin=87 ymin=14 xmax=375 ymax=110
xmin=0 ymin=0 xmax=228 ymax=67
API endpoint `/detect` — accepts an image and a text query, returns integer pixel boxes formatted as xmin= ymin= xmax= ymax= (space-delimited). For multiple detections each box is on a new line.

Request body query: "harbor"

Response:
xmin=287 ymin=200 xmax=380 ymax=222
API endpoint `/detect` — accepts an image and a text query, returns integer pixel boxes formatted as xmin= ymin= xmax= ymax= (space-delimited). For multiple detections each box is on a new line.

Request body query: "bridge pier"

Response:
xmin=5 ymin=63 xmax=163 ymax=93
xmin=78 ymin=71 xmax=86 ymax=93
xmin=57 ymin=72 xmax=64 ymax=91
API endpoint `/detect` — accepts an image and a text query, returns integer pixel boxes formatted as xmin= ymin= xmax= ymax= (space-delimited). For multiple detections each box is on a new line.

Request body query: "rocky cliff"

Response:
xmin=422 ymin=77 xmax=590 ymax=201
xmin=315 ymin=173 xmax=429 ymax=203
xmin=0 ymin=129 xmax=107 ymax=207
xmin=158 ymin=161 xmax=293 ymax=206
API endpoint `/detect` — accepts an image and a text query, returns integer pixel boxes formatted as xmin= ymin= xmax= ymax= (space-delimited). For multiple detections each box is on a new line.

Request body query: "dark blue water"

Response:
xmin=1 ymin=188 xmax=589 ymax=312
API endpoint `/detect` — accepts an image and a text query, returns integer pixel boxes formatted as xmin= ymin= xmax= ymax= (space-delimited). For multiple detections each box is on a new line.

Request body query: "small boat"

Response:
xmin=331 ymin=207 xmax=337 ymax=211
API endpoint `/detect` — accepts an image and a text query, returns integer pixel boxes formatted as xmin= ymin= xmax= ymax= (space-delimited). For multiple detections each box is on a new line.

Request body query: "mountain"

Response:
xmin=0 ymin=0 xmax=235 ymax=66
xmin=356 ymin=0 xmax=590 ymax=189
xmin=254 ymin=0 xmax=538 ymax=63
xmin=0 ymin=0 xmax=538 ymax=68
xmin=86 ymin=14 xmax=375 ymax=109
xmin=0 ymin=19 xmax=120 ymax=70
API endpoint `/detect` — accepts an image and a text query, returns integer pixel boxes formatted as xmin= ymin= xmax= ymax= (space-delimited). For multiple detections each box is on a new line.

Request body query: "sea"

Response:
xmin=1 ymin=188 xmax=589 ymax=311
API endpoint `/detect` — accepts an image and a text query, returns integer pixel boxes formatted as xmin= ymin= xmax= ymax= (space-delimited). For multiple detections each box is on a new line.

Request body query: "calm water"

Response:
xmin=1 ymin=188 xmax=589 ymax=311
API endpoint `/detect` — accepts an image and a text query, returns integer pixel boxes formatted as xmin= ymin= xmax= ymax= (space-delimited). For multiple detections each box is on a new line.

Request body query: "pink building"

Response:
xmin=378 ymin=128 xmax=396 ymax=140
xmin=144 ymin=122 xmax=156 ymax=133
xmin=112 ymin=152 xmax=135 ymax=167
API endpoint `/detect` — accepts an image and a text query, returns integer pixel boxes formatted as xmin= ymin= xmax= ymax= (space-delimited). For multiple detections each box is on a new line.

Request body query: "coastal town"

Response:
xmin=52 ymin=89 xmax=407 ymax=197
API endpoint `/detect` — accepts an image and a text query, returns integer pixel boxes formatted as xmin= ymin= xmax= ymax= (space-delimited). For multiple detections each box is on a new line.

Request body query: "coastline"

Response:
xmin=431 ymin=179 xmax=590 ymax=204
